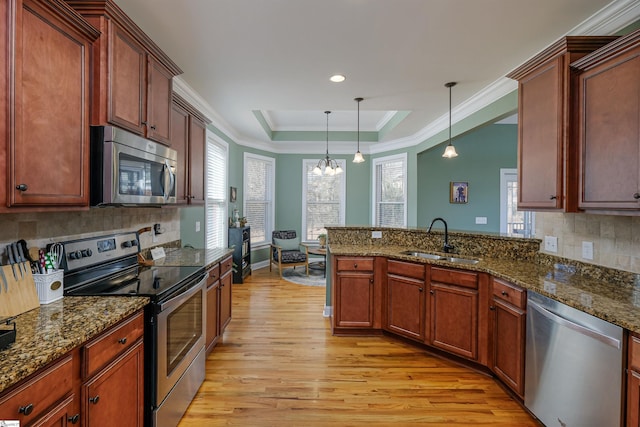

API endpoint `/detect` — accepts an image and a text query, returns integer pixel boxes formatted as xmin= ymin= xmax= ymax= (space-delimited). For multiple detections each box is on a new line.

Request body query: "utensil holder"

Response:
xmin=33 ymin=269 xmax=64 ymax=304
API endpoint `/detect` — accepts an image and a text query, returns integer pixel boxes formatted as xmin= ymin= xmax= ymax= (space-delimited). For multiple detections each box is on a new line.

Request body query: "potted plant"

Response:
xmin=318 ymin=233 xmax=327 ymax=248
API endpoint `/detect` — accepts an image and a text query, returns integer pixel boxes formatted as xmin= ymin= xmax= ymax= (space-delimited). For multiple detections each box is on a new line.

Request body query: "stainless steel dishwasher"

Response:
xmin=525 ymin=291 xmax=624 ymax=427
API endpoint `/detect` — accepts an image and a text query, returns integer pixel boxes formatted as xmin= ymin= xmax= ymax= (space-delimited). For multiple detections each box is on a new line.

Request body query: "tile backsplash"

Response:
xmin=0 ymin=208 xmax=181 ymax=256
xmin=535 ymin=212 xmax=640 ymax=274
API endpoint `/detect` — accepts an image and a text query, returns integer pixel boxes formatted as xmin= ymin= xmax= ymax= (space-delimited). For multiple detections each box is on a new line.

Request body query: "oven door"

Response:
xmin=156 ymin=274 xmax=206 ymax=405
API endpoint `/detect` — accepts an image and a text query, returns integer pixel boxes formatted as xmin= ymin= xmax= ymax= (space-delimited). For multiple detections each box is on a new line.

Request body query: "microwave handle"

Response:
xmin=162 ymin=160 xmax=175 ymax=201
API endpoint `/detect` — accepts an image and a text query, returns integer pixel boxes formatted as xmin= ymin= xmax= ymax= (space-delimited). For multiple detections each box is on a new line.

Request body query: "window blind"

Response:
xmin=244 ymin=154 xmax=274 ymax=245
xmin=374 ymin=156 xmax=406 ymax=227
xmin=206 ymin=137 xmax=227 ymax=248
xmin=303 ymin=160 xmax=345 ymax=240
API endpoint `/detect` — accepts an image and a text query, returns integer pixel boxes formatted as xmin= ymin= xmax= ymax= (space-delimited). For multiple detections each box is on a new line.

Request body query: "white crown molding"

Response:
xmin=377 ymin=111 xmax=398 ymax=131
xmin=568 ymin=0 xmax=640 ymax=35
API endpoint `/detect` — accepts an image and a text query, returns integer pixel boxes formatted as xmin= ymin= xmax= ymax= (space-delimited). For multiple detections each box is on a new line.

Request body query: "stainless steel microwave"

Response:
xmin=90 ymin=126 xmax=177 ymax=206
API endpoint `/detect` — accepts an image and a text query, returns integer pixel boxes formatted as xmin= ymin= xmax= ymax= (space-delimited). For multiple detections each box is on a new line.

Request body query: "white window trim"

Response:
xmin=301 ymin=158 xmax=347 ymax=243
xmin=243 ymin=152 xmax=276 ymax=249
xmin=371 ymin=153 xmax=407 ymax=227
xmin=206 ymin=130 xmax=229 ymax=248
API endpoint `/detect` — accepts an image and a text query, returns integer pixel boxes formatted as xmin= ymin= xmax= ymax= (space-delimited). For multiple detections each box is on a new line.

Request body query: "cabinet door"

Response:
xmin=31 ymin=395 xmax=78 ymax=427
xmin=220 ymin=271 xmax=232 ymax=333
xmin=146 ymin=56 xmax=173 ymax=145
xmin=629 ymin=370 xmax=640 ymax=427
xmin=171 ymin=101 xmax=190 ymax=204
xmin=82 ymin=341 xmax=144 ymax=427
xmin=578 ymin=50 xmax=640 ymax=210
xmin=491 ymin=298 xmax=525 ymax=397
xmin=206 ymin=280 xmax=220 ymax=354
xmin=430 ymin=282 xmax=478 ymax=360
xmin=188 ymin=115 xmax=206 ymax=204
xmin=10 ymin=0 xmax=93 ymax=206
xmin=109 ymin=23 xmax=146 ymax=136
xmin=335 ymin=273 xmax=375 ymax=328
xmin=517 ymin=57 xmax=564 ymax=209
xmin=385 ymin=275 xmax=425 ymax=341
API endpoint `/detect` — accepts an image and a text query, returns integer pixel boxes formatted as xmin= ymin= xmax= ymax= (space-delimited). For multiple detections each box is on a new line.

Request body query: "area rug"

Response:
xmin=281 ymin=268 xmax=326 ymax=286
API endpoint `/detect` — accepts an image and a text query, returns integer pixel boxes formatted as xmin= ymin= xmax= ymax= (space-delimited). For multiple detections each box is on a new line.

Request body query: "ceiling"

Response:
xmin=114 ymin=0 xmax=638 ymax=154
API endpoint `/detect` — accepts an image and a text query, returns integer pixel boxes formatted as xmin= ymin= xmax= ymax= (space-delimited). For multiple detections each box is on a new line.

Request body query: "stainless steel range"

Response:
xmin=61 ymin=232 xmax=207 ymax=427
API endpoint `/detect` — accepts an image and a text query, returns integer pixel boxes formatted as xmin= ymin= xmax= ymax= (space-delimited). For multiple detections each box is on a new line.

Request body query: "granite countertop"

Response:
xmin=0 ymin=296 xmax=149 ymax=394
xmin=329 ymin=244 xmax=640 ymax=333
xmin=152 ymin=247 xmax=233 ymax=269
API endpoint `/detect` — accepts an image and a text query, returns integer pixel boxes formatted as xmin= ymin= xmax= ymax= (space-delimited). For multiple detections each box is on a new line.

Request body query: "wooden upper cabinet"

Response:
xmin=171 ymin=93 xmax=210 ymax=205
xmin=571 ymin=30 xmax=640 ymax=212
xmin=65 ymin=0 xmax=182 ymax=145
xmin=507 ymin=36 xmax=617 ymax=212
xmin=4 ymin=0 xmax=99 ymax=208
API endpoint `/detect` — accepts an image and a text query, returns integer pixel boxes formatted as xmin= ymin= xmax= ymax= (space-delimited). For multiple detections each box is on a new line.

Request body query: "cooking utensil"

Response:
xmin=6 ymin=245 xmax=17 ymax=280
xmin=48 ymin=243 xmax=63 ymax=270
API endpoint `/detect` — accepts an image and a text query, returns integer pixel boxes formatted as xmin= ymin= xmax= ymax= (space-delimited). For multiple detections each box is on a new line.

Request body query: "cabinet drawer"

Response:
xmin=336 ymin=257 xmax=374 ymax=272
xmin=208 ymin=263 xmax=220 ymax=285
xmin=83 ymin=312 xmax=144 ymax=378
xmin=388 ymin=259 xmax=425 ymax=281
xmin=630 ymin=333 xmax=640 ymax=372
xmin=220 ymin=256 xmax=233 ymax=276
xmin=0 ymin=354 xmax=73 ymax=423
xmin=430 ymin=267 xmax=478 ymax=289
xmin=492 ymin=278 xmax=526 ymax=308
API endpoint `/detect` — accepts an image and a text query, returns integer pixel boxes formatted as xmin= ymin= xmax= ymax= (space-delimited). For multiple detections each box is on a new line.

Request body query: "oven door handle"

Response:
xmin=159 ymin=272 xmax=207 ymax=312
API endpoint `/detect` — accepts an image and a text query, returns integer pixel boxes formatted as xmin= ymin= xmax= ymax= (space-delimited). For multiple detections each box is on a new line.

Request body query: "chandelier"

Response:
xmin=313 ymin=111 xmax=343 ymax=176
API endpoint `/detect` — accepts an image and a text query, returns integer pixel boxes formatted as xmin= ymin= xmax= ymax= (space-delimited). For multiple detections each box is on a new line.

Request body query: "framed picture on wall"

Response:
xmin=450 ymin=182 xmax=468 ymax=204
xmin=230 ymin=186 xmax=237 ymax=203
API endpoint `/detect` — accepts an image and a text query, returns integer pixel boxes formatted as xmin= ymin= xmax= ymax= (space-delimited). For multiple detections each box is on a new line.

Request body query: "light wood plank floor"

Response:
xmin=179 ymin=267 xmax=540 ymax=426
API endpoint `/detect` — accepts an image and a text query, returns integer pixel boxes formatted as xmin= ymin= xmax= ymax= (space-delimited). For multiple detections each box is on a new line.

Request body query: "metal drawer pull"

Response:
xmin=19 ymin=403 xmax=34 ymax=415
xmin=118 ymin=337 xmax=127 ymax=344
xmin=501 ymin=291 xmax=508 ymax=296
xmin=16 ymin=184 xmax=28 ymax=192
xmin=68 ymin=414 xmax=80 ymax=424
xmin=89 ymin=395 xmax=100 ymax=404
xmin=634 ymin=193 xmax=640 ymax=200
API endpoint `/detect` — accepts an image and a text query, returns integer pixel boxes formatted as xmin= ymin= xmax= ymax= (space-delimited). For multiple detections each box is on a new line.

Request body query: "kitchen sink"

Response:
xmin=400 ymin=251 xmax=480 ymax=265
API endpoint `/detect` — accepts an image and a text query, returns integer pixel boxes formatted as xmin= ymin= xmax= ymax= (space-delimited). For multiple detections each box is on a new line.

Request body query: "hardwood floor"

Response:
xmin=179 ymin=267 xmax=539 ymax=426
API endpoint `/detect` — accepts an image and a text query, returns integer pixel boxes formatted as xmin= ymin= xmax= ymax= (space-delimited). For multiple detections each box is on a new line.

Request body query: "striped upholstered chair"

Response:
xmin=269 ymin=230 xmax=309 ymax=277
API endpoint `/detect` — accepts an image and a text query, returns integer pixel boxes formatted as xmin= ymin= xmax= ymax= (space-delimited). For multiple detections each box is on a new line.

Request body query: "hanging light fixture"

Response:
xmin=353 ymin=97 xmax=365 ymax=163
xmin=313 ymin=111 xmax=343 ymax=176
xmin=442 ymin=81 xmax=458 ymax=158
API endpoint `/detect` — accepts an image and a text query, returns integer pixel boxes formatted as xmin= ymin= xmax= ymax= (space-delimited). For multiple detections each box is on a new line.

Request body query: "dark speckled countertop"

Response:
xmin=0 ymin=296 xmax=149 ymax=394
xmin=329 ymin=244 xmax=640 ymax=333
xmin=152 ymin=247 xmax=233 ymax=269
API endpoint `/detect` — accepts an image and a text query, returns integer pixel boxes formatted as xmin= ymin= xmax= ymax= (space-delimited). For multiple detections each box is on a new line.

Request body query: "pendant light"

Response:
xmin=353 ymin=97 xmax=365 ymax=163
xmin=313 ymin=111 xmax=343 ymax=176
xmin=442 ymin=82 xmax=458 ymax=158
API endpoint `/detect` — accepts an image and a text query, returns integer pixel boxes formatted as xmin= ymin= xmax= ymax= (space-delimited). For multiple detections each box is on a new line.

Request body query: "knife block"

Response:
xmin=0 ymin=265 xmax=40 ymax=318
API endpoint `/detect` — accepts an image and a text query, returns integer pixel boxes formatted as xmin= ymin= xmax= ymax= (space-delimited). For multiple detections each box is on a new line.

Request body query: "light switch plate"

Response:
xmin=544 ymin=236 xmax=558 ymax=253
xmin=475 ymin=217 xmax=487 ymax=225
xmin=372 ymin=231 xmax=382 ymax=239
xmin=582 ymin=241 xmax=593 ymax=260
xmin=150 ymin=247 xmax=166 ymax=260
xmin=195 ymin=221 xmax=201 ymax=232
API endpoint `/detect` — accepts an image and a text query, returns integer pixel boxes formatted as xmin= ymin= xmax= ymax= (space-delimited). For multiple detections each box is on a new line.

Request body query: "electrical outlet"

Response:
xmin=544 ymin=235 xmax=558 ymax=253
xmin=582 ymin=241 xmax=593 ymax=260
xmin=475 ymin=217 xmax=487 ymax=225
xmin=372 ymin=231 xmax=382 ymax=239
xmin=195 ymin=221 xmax=201 ymax=232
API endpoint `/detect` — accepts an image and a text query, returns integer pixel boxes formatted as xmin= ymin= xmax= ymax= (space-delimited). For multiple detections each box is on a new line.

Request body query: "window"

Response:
xmin=500 ymin=168 xmax=534 ymax=236
xmin=244 ymin=153 xmax=275 ymax=246
xmin=206 ymin=132 xmax=228 ymax=248
xmin=302 ymin=159 xmax=346 ymax=241
xmin=372 ymin=154 xmax=407 ymax=227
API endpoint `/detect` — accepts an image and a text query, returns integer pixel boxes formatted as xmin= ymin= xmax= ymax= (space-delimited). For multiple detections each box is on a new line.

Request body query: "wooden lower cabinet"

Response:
xmin=220 ymin=265 xmax=233 ymax=332
xmin=628 ymin=333 xmax=640 ymax=426
xmin=32 ymin=395 xmax=78 ymax=426
xmin=206 ymin=256 xmax=233 ymax=354
xmin=385 ymin=259 xmax=426 ymax=341
xmin=332 ymin=256 xmax=378 ymax=333
xmin=490 ymin=278 xmax=526 ymax=398
xmin=82 ymin=341 xmax=144 ymax=427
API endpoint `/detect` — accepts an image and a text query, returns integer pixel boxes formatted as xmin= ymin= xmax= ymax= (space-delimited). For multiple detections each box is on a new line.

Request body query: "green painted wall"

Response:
xmin=416 ymin=123 xmax=517 ymax=232
xmin=180 ymin=206 xmax=206 ymax=248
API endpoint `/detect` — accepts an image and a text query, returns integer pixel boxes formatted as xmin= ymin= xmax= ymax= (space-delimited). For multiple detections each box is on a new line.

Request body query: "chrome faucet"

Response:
xmin=427 ymin=217 xmax=454 ymax=253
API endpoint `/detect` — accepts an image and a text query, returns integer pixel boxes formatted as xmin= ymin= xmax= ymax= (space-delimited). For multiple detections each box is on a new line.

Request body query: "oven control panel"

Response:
xmin=61 ymin=232 xmax=140 ymax=272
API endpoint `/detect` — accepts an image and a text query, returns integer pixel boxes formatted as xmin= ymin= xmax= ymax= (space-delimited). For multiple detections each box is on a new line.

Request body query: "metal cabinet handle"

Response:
xmin=369 ymin=279 xmax=373 ymax=284
xmin=16 ymin=184 xmax=28 ymax=192
xmin=550 ymin=195 xmax=557 ymax=200
xmin=141 ymin=121 xmax=148 ymax=125
xmin=354 ymin=264 xmax=358 ymax=268
xmin=430 ymin=290 xmax=434 ymax=295
xmin=89 ymin=395 xmax=100 ymax=404
xmin=150 ymin=125 xmax=157 ymax=130
xmin=19 ymin=403 xmax=34 ymax=415
xmin=634 ymin=193 xmax=640 ymax=200
xmin=501 ymin=291 xmax=508 ymax=296
xmin=419 ymin=288 xmax=424 ymax=292
xmin=490 ymin=306 xmax=496 ymax=311
xmin=118 ymin=337 xmax=127 ymax=345
xmin=68 ymin=414 xmax=80 ymax=424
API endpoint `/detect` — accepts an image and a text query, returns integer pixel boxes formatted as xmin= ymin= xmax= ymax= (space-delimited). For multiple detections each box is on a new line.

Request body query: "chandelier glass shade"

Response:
xmin=313 ymin=111 xmax=343 ymax=176
xmin=442 ymin=81 xmax=458 ymax=158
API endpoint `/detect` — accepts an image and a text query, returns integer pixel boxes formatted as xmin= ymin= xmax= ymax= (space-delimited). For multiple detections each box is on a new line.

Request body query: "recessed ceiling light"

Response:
xmin=330 ymin=74 xmax=346 ymax=83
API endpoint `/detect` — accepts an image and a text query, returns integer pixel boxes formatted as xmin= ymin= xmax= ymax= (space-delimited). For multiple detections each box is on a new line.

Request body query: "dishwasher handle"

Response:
xmin=528 ymin=299 xmax=621 ymax=349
